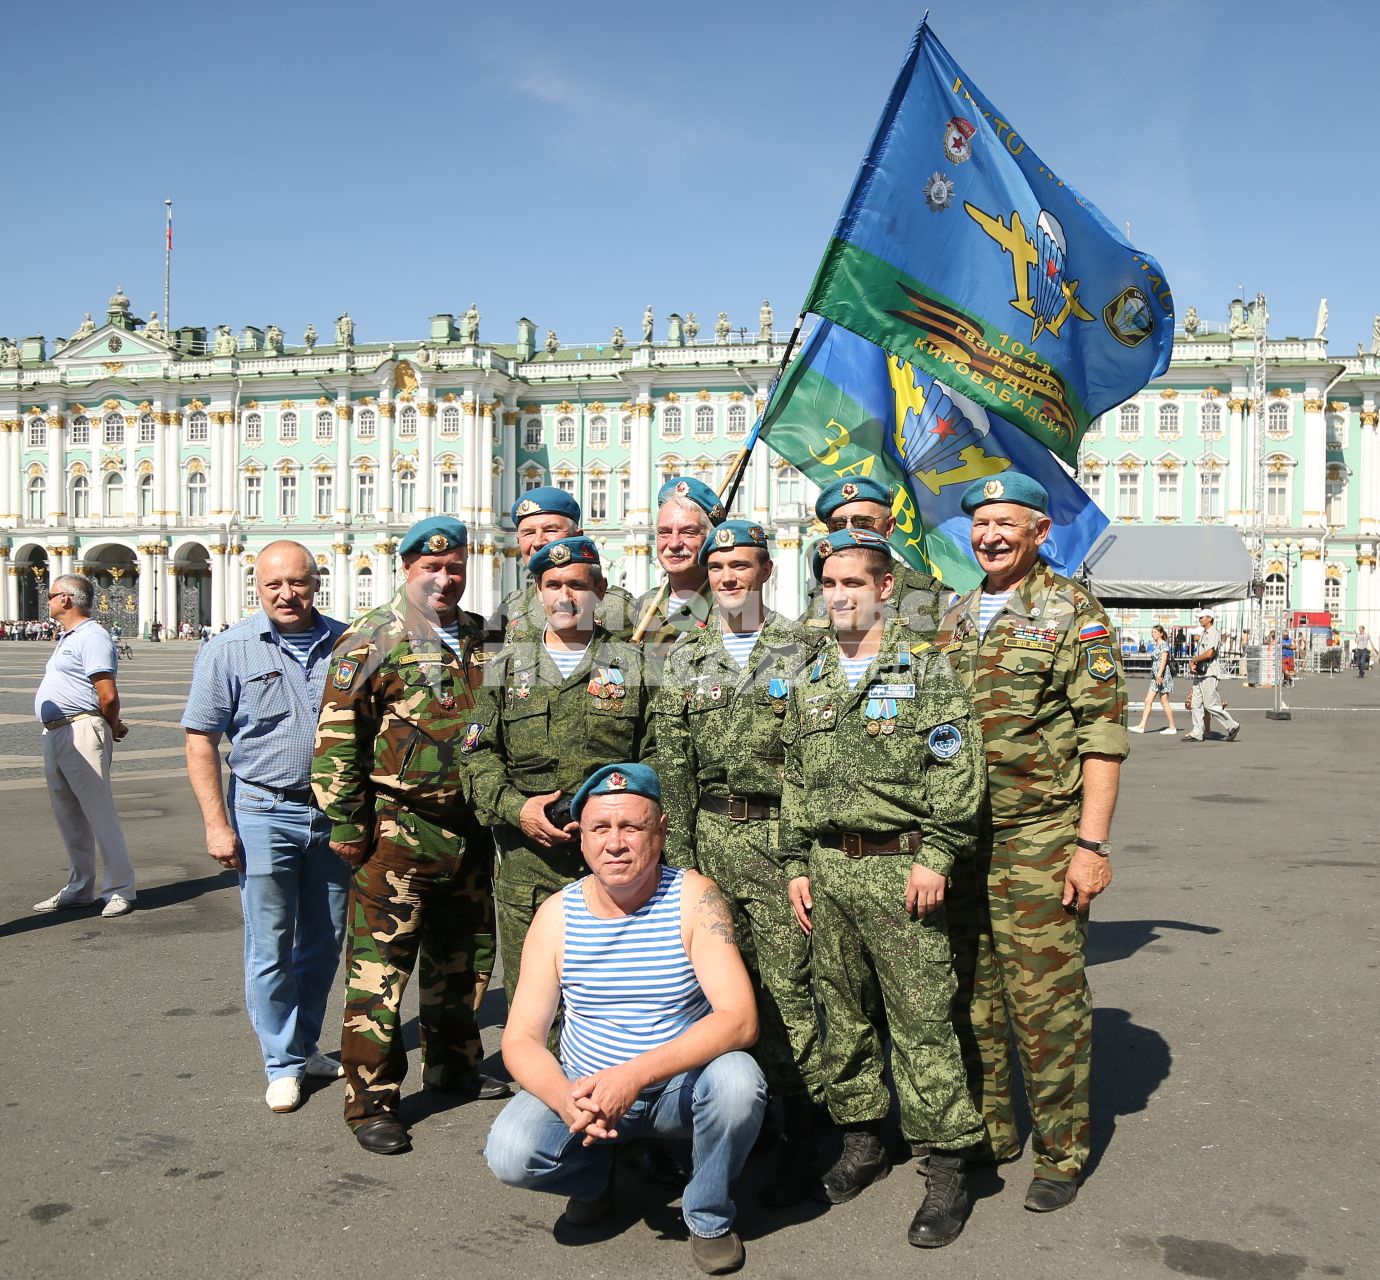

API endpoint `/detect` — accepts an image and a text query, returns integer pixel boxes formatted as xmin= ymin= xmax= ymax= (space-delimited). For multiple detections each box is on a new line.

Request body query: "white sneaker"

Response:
xmin=1128 ymin=726 xmax=1145 ymax=734
xmin=1158 ymin=727 xmax=1177 ymax=735
xmin=304 ymin=1052 xmax=345 ymax=1079
xmin=265 ymin=1077 xmax=302 ymax=1113
xmin=33 ymin=889 xmax=97 ymax=912
xmin=100 ymin=894 xmax=134 ymax=918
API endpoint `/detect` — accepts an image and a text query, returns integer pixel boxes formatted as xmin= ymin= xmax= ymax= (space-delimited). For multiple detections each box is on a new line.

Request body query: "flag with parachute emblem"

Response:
xmin=762 ymin=320 xmax=1107 ymax=591
xmin=791 ymin=19 xmax=1173 ymax=465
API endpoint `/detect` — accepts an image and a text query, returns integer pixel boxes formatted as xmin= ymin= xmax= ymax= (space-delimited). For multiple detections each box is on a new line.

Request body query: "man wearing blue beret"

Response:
xmin=491 ymin=487 xmax=638 ymax=644
xmin=632 ymin=477 xmax=727 ymax=660
xmin=936 ymin=473 xmax=1127 ymax=1213
xmin=802 ymin=478 xmax=947 ymax=638
xmin=313 ymin=516 xmax=510 ymax=1155
xmin=467 ymin=536 xmax=655 ymax=1003
xmin=485 ymin=762 xmax=766 ymax=1275
xmin=654 ymin=518 xmax=825 ymax=1206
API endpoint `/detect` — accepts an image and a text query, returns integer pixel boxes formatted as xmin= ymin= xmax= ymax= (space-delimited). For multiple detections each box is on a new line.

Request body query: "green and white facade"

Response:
xmin=2 ymin=290 xmax=1378 ymax=636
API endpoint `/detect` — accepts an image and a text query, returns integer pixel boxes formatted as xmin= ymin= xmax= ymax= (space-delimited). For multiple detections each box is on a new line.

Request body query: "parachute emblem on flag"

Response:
xmin=889 ymin=356 xmax=1011 ymax=497
xmin=1103 ymin=286 xmax=1156 ymax=349
xmin=1031 ymin=210 xmax=1067 ymax=344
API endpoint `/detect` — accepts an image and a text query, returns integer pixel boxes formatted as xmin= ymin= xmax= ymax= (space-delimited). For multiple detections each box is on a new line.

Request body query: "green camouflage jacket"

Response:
xmin=777 ymin=620 xmax=983 ymax=881
xmin=801 ymin=560 xmax=947 ymax=640
xmin=465 ymin=624 xmax=655 ymax=831
xmin=935 ymin=559 xmax=1129 ymax=822
xmin=632 ymin=580 xmax=714 ymax=660
xmin=312 ymin=588 xmax=488 ymax=845
xmin=654 ymin=608 xmax=824 ymax=869
xmin=489 ymin=579 xmax=638 ymax=646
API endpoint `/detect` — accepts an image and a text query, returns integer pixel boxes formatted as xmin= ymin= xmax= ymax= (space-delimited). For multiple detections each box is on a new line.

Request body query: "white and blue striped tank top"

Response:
xmin=559 ymin=865 xmax=711 ymax=1076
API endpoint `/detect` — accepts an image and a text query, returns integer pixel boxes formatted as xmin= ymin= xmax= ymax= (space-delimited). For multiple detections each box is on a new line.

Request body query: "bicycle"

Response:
xmin=116 ymin=641 xmax=135 ymax=660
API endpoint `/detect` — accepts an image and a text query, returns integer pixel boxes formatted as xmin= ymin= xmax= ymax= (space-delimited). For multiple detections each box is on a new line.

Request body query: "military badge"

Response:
xmin=438 ymin=689 xmax=457 ymax=711
xmin=983 ymin=478 xmax=1005 ymax=501
xmin=1078 ymin=621 xmax=1111 ymax=643
xmin=606 ymin=770 xmax=628 ymax=791
xmin=1103 ymin=286 xmax=1155 ymax=349
xmin=332 ymin=658 xmax=358 ymax=690
xmin=928 ymin=724 xmax=963 ymax=759
xmin=549 ymin=543 xmax=571 ymax=566
xmin=943 ymin=115 xmax=975 ymax=163
xmin=426 ymin=533 xmax=450 ymax=553
xmin=461 ymin=723 xmax=483 ymax=753
xmin=749 ymin=524 xmax=765 ymax=543
xmin=515 ymin=498 xmax=540 ymax=518
xmin=924 ymin=171 xmax=955 ymax=214
xmin=1086 ymin=644 xmax=1117 ymax=681
xmin=715 ymin=527 xmax=735 ymax=548
xmin=709 ymin=502 xmax=726 ymax=523
xmin=674 ymin=481 xmax=690 ymax=496
xmin=840 ymin=481 xmax=859 ymax=501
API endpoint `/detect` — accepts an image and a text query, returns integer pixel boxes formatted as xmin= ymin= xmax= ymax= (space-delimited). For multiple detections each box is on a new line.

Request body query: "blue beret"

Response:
xmin=571 ymin=763 xmax=662 ymax=819
xmin=810 ymin=527 xmax=894 ymax=581
xmin=960 ymin=473 xmax=1049 ymax=515
xmin=815 ymin=477 xmax=892 ymax=520
xmin=657 ymin=476 xmax=727 ymax=526
xmin=399 ymin=516 xmax=468 ymax=557
xmin=511 ymin=486 xmax=581 ymax=527
xmin=699 ymin=519 xmax=770 ymax=565
xmin=529 ymin=535 xmax=601 ymax=580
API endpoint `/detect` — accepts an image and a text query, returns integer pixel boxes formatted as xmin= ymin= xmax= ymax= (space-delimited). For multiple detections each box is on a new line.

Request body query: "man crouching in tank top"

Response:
xmin=485 ymin=762 xmax=767 ymax=1276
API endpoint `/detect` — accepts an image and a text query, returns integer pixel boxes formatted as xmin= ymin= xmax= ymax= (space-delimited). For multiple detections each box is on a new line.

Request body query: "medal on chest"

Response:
xmin=768 ymin=676 xmax=789 ymax=717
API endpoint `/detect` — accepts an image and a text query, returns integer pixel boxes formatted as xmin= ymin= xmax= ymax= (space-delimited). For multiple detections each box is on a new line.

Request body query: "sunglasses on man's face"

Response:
xmin=824 ymin=514 xmax=883 ymax=532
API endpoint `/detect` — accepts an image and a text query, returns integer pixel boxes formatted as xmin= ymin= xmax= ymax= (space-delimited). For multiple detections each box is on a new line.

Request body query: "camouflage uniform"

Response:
xmin=491 ymin=579 xmax=638 ymax=646
xmin=632 ymin=580 xmax=714 ymax=666
xmin=801 ymin=561 xmax=947 ymax=640
xmin=655 ymin=609 xmax=824 ymax=1102
xmin=777 ymin=623 xmax=987 ymax=1150
xmin=312 ymin=589 xmax=495 ymax=1127
xmin=936 ymin=560 xmax=1128 ymax=1182
xmin=466 ymin=625 xmax=655 ymax=997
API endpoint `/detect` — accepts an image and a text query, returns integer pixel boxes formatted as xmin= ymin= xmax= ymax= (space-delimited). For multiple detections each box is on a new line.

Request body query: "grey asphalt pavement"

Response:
xmin=0 ymin=641 xmax=1375 ymax=1280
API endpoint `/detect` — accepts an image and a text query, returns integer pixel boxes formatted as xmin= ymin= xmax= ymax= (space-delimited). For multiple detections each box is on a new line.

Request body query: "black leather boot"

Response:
xmin=820 ymin=1125 xmax=891 ymax=1204
xmin=907 ymin=1151 xmax=969 ymax=1247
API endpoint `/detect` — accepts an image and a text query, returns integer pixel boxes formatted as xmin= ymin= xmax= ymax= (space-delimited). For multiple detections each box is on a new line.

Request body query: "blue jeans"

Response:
xmin=231 ymin=781 xmax=349 ymax=1081
xmin=485 ymin=1052 xmax=766 ymax=1238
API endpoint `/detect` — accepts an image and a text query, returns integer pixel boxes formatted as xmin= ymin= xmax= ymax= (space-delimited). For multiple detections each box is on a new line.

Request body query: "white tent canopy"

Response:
xmin=1081 ymin=526 xmax=1254 ymax=606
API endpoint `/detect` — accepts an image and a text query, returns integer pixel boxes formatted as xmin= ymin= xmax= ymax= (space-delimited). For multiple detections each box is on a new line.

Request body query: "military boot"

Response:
xmin=907 ymin=1151 xmax=969 ymax=1248
xmin=761 ymin=1096 xmax=819 ymax=1209
xmin=820 ymin=1124 xmax=891 ymax=1204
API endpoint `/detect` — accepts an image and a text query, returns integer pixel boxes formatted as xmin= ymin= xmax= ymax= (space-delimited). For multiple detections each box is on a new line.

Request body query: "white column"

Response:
xmin=1300 ymin=547 xmax=1323 ymax=613
xmin=223 ymin=411 xmax=240 ymax=519
xmin=417 ymin=399 xmax=436 ymax=516
xmin=46 ymin=408 xmax=66 ymax=527
xmin=137 ymin=545 xmax=155 ymax=632
xmin=151 ymin=403 xmax=166 ymax=529
xmin=775 ymin=536 xmax=802 ymax=615
xmin=1301 ymin=392 xmax=1327 ymax=531
xmin=165 ymin=560 xmax=180 ymax=631
xmin=332 ymin=540 xmax=350 ymax=610
xmin=1227 ymin=394 xmax=1247 ymax=525
xmin=165 ymin=409 xmax=184 ymax=522
xmin=5 ymin=563 xmax=20 ymax=618
xmin=459 ymin=394 xmax=478 ymax=523
xmin=377 ymin=400 xmax=395 ymax=524
xmin=228 ymin=544 xmax=246 ymax=622
xmin=335 ymin=400 xmax=352 ymax=524
xmin=626 ymin=393 xmax=653 ymax=595
xmin=1359 ymin=407 xmax=1378 ymax=536
xmin=209 ymin=544 xmax=226 ymax=630
xmin=477 ymin=401 xmax=496 ymax=526
xmin=2 ymin=423 xmax=14 ymax=523
xmin=374 ymin=540 xmax=396 ymax=602
xmin=209 ymin=411 xmax=226 ymax=516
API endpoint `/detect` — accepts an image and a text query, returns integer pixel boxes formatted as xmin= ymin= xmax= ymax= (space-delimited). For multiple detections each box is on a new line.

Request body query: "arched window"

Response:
xmin=775 ymin=464 xmax=802 ymax=509
xmin=70 ymin=416 xmax=90 ymax=445
xmin=357 ymin=408 xmax=377 ymax=440
xmin=1263 ymin=572 xmax=1286 ymax=615
xmin=71 ymin=474 xmax=91 ymax=519
xmin=398 ymin=405 xmax=418 ymax=438
xmin=1324 ymin=573 xmax=1343 ymax=618
xmin=397 ymin=468 xmax=416 ymax=515
xmin=27 ymin=417 xmax=47 ymax=447
xmin=1116 ymin=467 xmax=1141 ymax=520
xmin=188 ymin=410 xmax=209 ymax=442
xmin=440 ymin=469 xmax=460 ymax=514
xmin=26 ymin=475 xmax=46 ymax=521
xmin=441 ymin=405 xmax=461 ymax=436
xmin=280 ymin=410 xmax=299 ymax=443
xmin=1157 ymin=403 xmax=1179 ymax=436
xmin=354 ymin=567 xmax=374 ymax=612
xmin=556 ymin=416 xmax=576 ymax=448
xmin=587 ymin=474 xmax=608 ymax=521
xmin=313 ymin=472 xmax=333 ymax=519
xmin=242 ymin=472 xmax=262 ymax=519
xmin=355 ymin=469 xmax=375 ymax=517
xmin=588 ymin=415 xmax=608 ymax=447
xmin=1155 ymin=467 xmax=1180 ymax=519
xmin=694 ymin=405 xmax=715 ymax=438
xmin=138 ymin=412 xmax=156 ymax=444
xmin=244 ymin=412 xmax=263 ymax=444
xmin=1267 ymin=402 xmax=1290 ymax=436
xmin=138 ymin=473 xmax=155 ymax=519
xmin=278 ymin=471 xmax=299 ymax=520
xmin=316 ymin=565 xmax=331 ymax=613
xmin=314 ymin=410 xmax=335 ymax=443
xmin=186 ymin=471 xmax=208 ymax=518
xmin=1118 ymin=404 xmax=1141 ymax=436
xmin=620 ymin=414 xmax=633 ymax=446
xmin=662 ymin=405 xmax=683 ymax=438
xmin=523 ymin=419 xmax=543 ymax=449
xmin=1326 ymin=468 xmax=1347 ymax=525
xmin=1197 ymin=466 xmax=1222 ymax=521
xmin=1200 ymin=402 xmax=1222 ymax=436
xmin=104 ymin=472 xmax=124 ymax=519
xmin=555 ymin=470 xmax=576 ymax=496
xmin=103 ymin=412 xmax=124 ymax=445
xmin=243 ymin=567 xmax=257 ymax=613
xmin=1265 ymin=462 xmax=1289 ymax=525
xmin=727 ymin=404 xmax=748 ymax=437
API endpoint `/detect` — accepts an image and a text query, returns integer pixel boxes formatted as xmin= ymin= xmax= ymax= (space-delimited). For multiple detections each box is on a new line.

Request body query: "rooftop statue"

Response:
xmin=544 ymin=329 xmax=560 ymax=355
xmin=642 ymin=305 xmax=654 ymax=343
xmin=335 ymin=312 xmax=354 ymax=347
xmin=75 ymin=312 xmax=96 ymax=338
xmin=144 ymin=310 xmax=164 ymax=341
xmin=610 ymin=325 xmax=625 ymax=353
xmin=759 ymin=299 xmax=773 ymax=339
xmin=685 ymin=312 xmax=700 ymax=342
xmin=265 ymin=324 xmax=284 ymax=353
xmin=1182 ymin=306 xmax=1199 ymax=338
xmin=1315 ymin=298 xmax=1328 ymax=340
xmin=715 ymin=311 xmax=731 ymax=344
xmin=459 ymin=302 xmax=480 ymax=344
xmin=303 ymin=323 xmax=318 ymax=351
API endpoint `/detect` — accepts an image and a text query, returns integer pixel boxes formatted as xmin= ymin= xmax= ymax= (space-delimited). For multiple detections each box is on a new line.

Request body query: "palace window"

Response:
xmin=775 ymin=464 xmax=803 ymax=509
xmin=587 ymin=475 xmax=608 ymax=521
xmin=103 ymin=413 xmax=124 ymax=445
xmin=316 ymin=566 xmax=331 ymax=613
xmin=1084 ymin=415 xmax=1105 ymax=438
xmin=1200 ymin=402 xmax=1222 ymax=437
xmin=440 ymin=469 xmax=460 ymax=514
xmin=523 ymin=419 xmax=543 ymax=449
xmin=661 ymin=405 xmax=683 ymax=439
xmin=1326 ymin=414 xmax=1346 ymax=450
xmin=280 ymin=410 xmax=299 ymax=443
xmin=520 ymin=470 xmax=542 ymax=494
xmin=243 ymin=412 xmax=263 ymax=445
xmin=355 ymin=470 xmax=375 ymax=518
xmin=355 ymin=568 xmax=374 ymax=613
xmin=556 ymin=416 xmax=576 ymax=449
xmin=398 ymin=405 xmax=418 ymax=439
xmin=26 ymin=476 xmax=45 ymax=521
xmin=1267 ymin=402 xmax=1290 ymax=437
xmin=588 ymin=415 xmax=608 ymax=448
xmin=555 ymin=471 xmax=576 ymax=496
xmin=314 ymin=411 xmax=335 ymax=444
xmin=70 ymin=417 xmax=90 ymax=445
xmin=694 ymin=405 xmax=715 ymax=439
xmin=1155 ymin=468 xmax=1180 ymax=520
xmin=1118 ymin=404 xmax=1141 ymax=436
xmin=188 ymin=411 xmax=209 ymax=443
xmin=397 ymin=469 xmax=416 ymax=515
xmin=726 ymin=403 xmax=748 ymax=438
xmin=1325 ymin=573 xmax=1343 ymax=618
xmin=1263 ymin=572 xmax=1286 ymax=616
xmin=1081 ymin=468 xmax=1104 ymax=508
xmin=71 ymin=474 xmax=91 ymax=519
xmin=1157 ymin=403 xmax=1180 ymax=438
xmin=357 ymin=408 xmax=377 ymax=441
xmin=243 ymin=473 xmax=263 ymax=520
xmin=693 ymin=458 xmax=715 ymax=488
xmin=1265 ymin=467 xmax=1289 ymax=526
xmin=139 ymin=413 xmax=156 ymax=444
xmin=1326 ymin=469 xmax=1347 ymax=525
xmin=243 ymin=568 xmax=256 ymax=613
xmin=441 ymin=404 xmax=461 ymax=436
xmin=620 ymin=415 xmax=633 ymax=446
xmin=104 ymin=472 xmax=124 ymax=519
xmin=619 ymin=472 xmax=630 ymax=519
xmin=186 ymin=471 xmax=207 ymax=518
xmin=279 ymin=473 xmax=299 ymax=521
xmin=138 ymin=473 xmax=154 ymax=519
xmin=1116 ymin=469 xmax=1141 ymax=520
xmin=1198 ymin=468 xmax=1222 ymax=521
xmin=28 ymin=417 xmax=47 ymax=448
xmin=314 ymin=473 xmax=333 ymax=519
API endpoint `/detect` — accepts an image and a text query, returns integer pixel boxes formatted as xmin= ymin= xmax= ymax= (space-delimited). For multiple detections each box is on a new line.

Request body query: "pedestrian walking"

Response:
xmin=1184 ymin=611 xmax=1241 ymax=742
xmin=1129 ymin=624 xmax=1178 ymax=734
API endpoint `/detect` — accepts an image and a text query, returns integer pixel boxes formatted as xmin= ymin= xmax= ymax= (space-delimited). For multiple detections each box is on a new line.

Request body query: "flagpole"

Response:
xmin=163 ymin=200 xmax=173 ymax=335
xmin=629 ymin=313 xmax=807 ymax=644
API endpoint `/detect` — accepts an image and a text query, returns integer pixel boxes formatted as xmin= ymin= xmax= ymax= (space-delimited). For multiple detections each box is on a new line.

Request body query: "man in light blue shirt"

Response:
xmin=32 ymin=574 xmax=137 ymax=918
xmin=182 ymin=541 xmax=348 ymax=1115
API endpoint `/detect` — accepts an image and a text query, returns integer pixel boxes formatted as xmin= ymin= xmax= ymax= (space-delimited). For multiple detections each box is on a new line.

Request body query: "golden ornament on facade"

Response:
xmin=331 ymin=543 xmax=350 ymax=555
xmin=502 ymin=411 xmax=519 ymax=426
xmin=379 ymin=403 xmax=396 ymax=418
xmin=137 ymin=400 xmax=153 ymax=412
xmin=187 ymin=398 xmax=206 ymax=412
xmin=695 ymin=390 xmax=711 ymax=401
xmin=354 ymin=553 xmax=372 ymax=569
xmin=478 ymin=402 xmax=495 ymax=418
xmin=1268 ymin=387 xmax=1290 ymax=399
xmin=1159 ymin=388 xmax=1178 ymax=399
xmin=374 ymin=541 xmax=395 ymax=555
xmin=46 ymin=414 xmax=66 ymax=428
xmin=637 ymin=403 xmax=655 ymax=418
xmin=315 ymin=554 xmax=329 ymax=567
xmin=123 ymin=415 xmax=137 ymax=428
xmin=663 ymin=392 xmax=680 ymax=404
xmin=755 ymin=398 xmax=766 ymax=413
xmin=1327 ymin=401 xmax=1348 ymax=414
xmin=393 ymin=362 xmax=418 ymax=393
xmin=459 ymin=400 xmax=476 ymax=414
xmin=336 ymin=404 xmax=353 ymax=421
xmin=101 ymin=363 xmax=125 ymax=374
xmin=419 ymin=402 xmax=438 ymax=417
xmin=187 ymin=458 xmax=205 ymax=473
xmin=1359 ymin=411 xmax=1379 ymax=427
xmin=1304 ymin=398 xmax=1325 ymax=412
xmin=396 ymin=390 xmax=414 ymax=403
xmin=555 ymin=400 xmax=575 ymax=413
xmin=1226 ymin=398 xmax=1246 ymax=413
xmin=728 ymin=390 xmax=746 ymax=402
xmin=275 ymin=459 xmax=296 ymax=474
xmin=316 ymin=395 xmax=332 ymax=407
xmin=208 ymin=544 xmax=227 ymax=555
xmin=441 ymin=392 xmax=458 ymax=403
xmin=70 ymin=462 xmax=89 ymax=477
xmin=1201 ymin=387 xmax=1220 ymax=399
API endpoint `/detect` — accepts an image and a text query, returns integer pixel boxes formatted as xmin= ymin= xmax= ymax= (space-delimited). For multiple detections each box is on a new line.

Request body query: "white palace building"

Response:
xmin=1 ymin=289 xmax=1378 ymax=638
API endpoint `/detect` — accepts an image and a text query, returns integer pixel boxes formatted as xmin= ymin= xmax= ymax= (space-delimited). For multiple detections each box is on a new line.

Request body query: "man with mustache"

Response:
xmin=467 ymin=536 xmax=655 ymax=1002
xmin=631 ymin=477 xmax=726 ymax=660
xmin=936 ymin=474 xmax=1127 ymax=1213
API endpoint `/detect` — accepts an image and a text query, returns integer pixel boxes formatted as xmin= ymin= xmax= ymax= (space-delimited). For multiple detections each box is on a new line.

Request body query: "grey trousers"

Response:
xmin=42 ymin=717 xmax=136 ymax=900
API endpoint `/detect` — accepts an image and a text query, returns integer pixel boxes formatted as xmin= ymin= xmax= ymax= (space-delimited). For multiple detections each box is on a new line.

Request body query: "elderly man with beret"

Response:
xmin=936 ymin=474 xmax=1128 ymax=1212
xmin=313 ymin=517 xmax=511 ymax=1156
xmin=485 ymin=763 xmax=766 ymax=1275
xmin=492 ymin=486 xmax=638 ymax=644
xmin=632 ymin=477 xmax=727 ymax=657
xmin=466 ymin=535 xmax=655 ymax=1004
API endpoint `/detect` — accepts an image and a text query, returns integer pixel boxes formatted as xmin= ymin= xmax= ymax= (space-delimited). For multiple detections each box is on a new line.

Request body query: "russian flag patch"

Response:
xmin=1078 ymin=622 xmax=1111 ymax=643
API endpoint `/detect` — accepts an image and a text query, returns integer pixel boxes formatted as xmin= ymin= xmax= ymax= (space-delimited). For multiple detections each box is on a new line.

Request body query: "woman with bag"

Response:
xmin=1130 ymin=624 xmax=1179 ymax=734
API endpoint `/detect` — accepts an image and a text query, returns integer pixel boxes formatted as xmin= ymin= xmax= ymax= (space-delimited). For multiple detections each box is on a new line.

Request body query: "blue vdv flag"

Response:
xmin=799 ymin=19 xmax=1174 ymax=465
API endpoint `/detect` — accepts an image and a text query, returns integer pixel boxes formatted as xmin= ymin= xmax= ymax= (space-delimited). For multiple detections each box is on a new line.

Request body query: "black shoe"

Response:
xmin=422 ymin=1067 xmax=513 ymax=1100
xmin=907 ymin=1152 xmax=969 ymax=1248
xmin=761 ymin=1097 xmax=819 ymax=1209
xmin=690 ymin=1230 xmax=745 ymax=1275
xmin=1024 ymin=1176 xmax=1079 ymax=1212
xmin=820 ymin=1127 xmax=891 ymax=1204
xmin=353 ymin=1114 xmax=411 ymax=1155
xmin=1226 ymin=724 xmax=1241 ymax=742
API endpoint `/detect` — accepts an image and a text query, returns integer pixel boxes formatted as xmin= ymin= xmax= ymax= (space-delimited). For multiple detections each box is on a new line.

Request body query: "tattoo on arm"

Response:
xmin=697 ymin=883 xmax=737 ymax=945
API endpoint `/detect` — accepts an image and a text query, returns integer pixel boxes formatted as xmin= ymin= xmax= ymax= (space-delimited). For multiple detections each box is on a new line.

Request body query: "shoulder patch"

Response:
xmin=332 ymin=658 xmax=358 ymax=690
xmin=461 ymin=722 xmax=483 ymax=753
xmin=1085 ymin=643 xmax=1117 ymax=681
xmin=927 ymin=723 xmax=964 ymax=759
xmin=1078 ymin=621 xmax=1111 ymax=643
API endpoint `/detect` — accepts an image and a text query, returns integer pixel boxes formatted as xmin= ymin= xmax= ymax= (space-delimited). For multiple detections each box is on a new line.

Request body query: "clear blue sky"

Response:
xmin=3 ymin=0 xmax=1377 ymax=351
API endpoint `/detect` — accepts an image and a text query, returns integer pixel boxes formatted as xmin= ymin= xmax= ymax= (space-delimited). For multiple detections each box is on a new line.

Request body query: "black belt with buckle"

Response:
xmin=823 ymin=830 xmax=923 ymax=858
xmin=698 ymin=794 xmax=778 ymax=822
xmin=244 ymin=783 xmax=317 ymax=807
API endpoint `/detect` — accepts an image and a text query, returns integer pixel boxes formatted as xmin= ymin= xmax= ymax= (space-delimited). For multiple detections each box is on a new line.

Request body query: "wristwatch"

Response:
xmin=1076 ymin=837 xmax=1110 ymax=857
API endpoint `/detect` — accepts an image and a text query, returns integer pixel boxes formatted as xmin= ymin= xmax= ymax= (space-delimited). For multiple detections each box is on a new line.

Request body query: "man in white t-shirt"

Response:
xmin=32 ymin=574 xmax=137 ymax=918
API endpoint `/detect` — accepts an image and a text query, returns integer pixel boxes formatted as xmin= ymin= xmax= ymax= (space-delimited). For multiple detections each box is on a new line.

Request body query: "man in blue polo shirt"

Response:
xmin=182 ymin=540 xmax=348 ymax=1115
